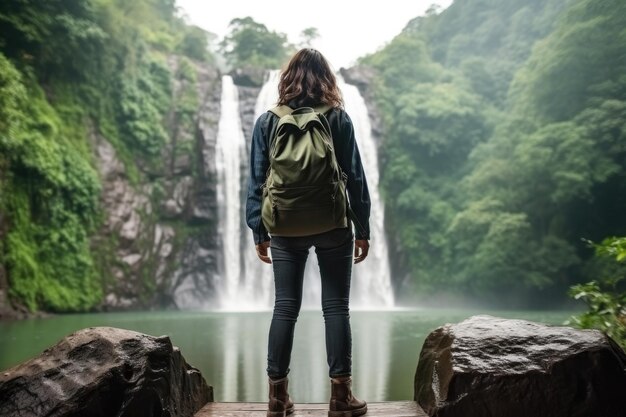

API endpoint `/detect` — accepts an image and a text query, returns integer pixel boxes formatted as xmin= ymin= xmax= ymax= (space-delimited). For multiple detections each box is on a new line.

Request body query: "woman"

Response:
xmin=246 ymin=48 xmax=370 ymax=417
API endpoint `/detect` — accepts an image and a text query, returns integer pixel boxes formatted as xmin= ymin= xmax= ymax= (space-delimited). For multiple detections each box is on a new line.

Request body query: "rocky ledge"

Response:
xmin=0 ymin=327 xmax=212 ymax=417
xmin=415 ymin=315 xmax=626 ymax=417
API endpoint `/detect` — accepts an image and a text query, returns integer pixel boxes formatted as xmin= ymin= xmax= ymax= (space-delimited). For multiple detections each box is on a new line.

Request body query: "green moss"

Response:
xmin=116 ymin=55 xmax=172 ymax=158
xmin=5 ymin=193 xmax=42 ymax=311
xmin=0 ymin=56 xmax=103 ymax=312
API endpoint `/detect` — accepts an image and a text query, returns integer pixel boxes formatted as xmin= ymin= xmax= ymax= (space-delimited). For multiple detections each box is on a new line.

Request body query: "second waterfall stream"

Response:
xmin=215 ymin=71 xmax=394 ymax=310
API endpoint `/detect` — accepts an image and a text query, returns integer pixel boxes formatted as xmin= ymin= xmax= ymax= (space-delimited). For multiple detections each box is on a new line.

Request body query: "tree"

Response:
xmin=0 ymin=0 xmax=107 ymax=81
xmin=299 ymin=27 xmax=319 ymax=48
xmin=219 ymin=17 xmax=292 ymax=69
xmin=177 ymin=25 xmax=214 ymax=62
xmin=509 ymin=0 xmax=626 ymax=123
xmin=569 ymin=237 xmax=626 ymax=349
xmin=360 ymin=0 xmax=626 ymax=306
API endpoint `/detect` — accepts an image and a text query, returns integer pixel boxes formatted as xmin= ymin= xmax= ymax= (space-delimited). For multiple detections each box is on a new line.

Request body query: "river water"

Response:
xmin=0 ymin=308 xmax=575 ymax=403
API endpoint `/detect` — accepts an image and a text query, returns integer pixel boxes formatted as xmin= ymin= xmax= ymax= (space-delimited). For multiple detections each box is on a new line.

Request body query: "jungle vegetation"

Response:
xmin=0 ymin=0 xmax=213 ymax=312
xmin=1 ymin=0 xmax=624 ymax=344
xmin=360 ymin=0 xmax=626 ymax=312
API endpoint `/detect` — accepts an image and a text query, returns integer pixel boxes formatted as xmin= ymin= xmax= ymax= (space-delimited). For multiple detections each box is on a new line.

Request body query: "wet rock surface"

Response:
xmin=230 ymin=67 xmax=266 ymax=88
xmin=415 ymin=315 xmax=626 ymax=417
xmin=340 ymin=66 xmax=384 ymax=142
xmin=0 ymin=327 xmax=213 ymax=417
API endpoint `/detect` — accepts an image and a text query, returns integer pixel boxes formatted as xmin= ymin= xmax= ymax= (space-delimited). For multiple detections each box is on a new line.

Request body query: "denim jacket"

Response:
xmin=245 ymin=107 xmax=371 ymax=244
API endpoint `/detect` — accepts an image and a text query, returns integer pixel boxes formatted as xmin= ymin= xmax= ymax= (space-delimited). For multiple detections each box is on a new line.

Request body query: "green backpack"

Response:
xmin=261 ymin=104 xmax=349 ymax=236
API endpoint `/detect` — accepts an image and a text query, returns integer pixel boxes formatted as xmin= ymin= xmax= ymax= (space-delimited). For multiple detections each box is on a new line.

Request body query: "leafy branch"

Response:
xmin=568 ymin=237 xmax=626 ymax=348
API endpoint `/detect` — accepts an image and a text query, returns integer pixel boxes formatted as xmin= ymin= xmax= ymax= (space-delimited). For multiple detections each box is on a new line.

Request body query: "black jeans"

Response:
xmin=267 ymin=227 xmax=354 ymax=379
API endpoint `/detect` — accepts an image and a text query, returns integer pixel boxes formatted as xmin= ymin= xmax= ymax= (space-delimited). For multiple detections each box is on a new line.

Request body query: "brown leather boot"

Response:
xmin=267 ymin=377 xmax=295 ymax=417
xmin=328 ymin=376 xmax=367 ymax=417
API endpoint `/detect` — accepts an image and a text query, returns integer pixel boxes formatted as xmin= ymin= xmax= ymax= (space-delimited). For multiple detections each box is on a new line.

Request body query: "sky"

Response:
xmin=175 ymin=0 xmax=454 ymax=69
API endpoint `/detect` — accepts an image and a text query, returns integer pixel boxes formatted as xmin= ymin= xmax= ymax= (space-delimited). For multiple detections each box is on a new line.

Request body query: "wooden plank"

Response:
xmin=196 ymin=401 xmax=427 ymax=417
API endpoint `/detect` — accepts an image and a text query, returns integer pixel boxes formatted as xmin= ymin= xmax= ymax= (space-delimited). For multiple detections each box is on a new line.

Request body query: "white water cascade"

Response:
xmin=214 ymin=71 xmax=394 ymax=310
xmin=339 ymin=79 xmax=394 ymax=308
xmin=215 ymin=74 xmax=273 ymax=310
xmin=215 ymin=75 xmax=246 ymax=309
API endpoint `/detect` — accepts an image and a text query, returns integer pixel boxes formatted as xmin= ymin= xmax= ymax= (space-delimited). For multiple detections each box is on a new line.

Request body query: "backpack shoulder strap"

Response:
xmin=313 ymin=104 xmax=333 ymax=138
xmin=269 ymin=105 xmax=293 ymax=118
xmin=267 ymin=105 xmax=293 ymax=149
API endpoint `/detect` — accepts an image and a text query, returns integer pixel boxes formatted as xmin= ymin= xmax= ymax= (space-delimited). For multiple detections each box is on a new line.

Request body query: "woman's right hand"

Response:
xmin=256 ymin=241 xmax=272 ymax=264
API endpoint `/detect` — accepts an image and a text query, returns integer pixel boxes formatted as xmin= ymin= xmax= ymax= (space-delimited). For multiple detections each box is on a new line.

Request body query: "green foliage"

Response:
xmin=459 ymin=58 xmax=500 ymax=102
xmin=117 ymin=57 xmax=171 ymax=156
xmin=0 ymin=0 xmax=209 ymax=312
xmin=94 ymin=0 xmax=178 ymax=53
xmin=569 ymin=237 xmax=626 ymax=349
xmin=173 ymin=57 xmax=199 ymax=125
xmin=6 ymin=190 xmax=102 ymax=312
xmin=369 ymin=44 xmax=491 ymax=297
xmin=177 ymin=25 xmax=213 ymax=62
xmin=0 ymin=54 xmax=27 ymax=138
xmin=394 ymin=83 xmax=486 ymax=163
xmin=0 ymin=0 xmax=110 ymax=84
xmin=509 ymin=0 xmax=626 ymax=122
xmin=360 ymin=35 xmax=442 ymax=98
xmin=593 ymin=238 xmax=626 ymax=263
xmin=220 ymin=17 xmax=293 ymax=69
xmin=167 ymin=56 xmax=200 ymax=179
xmin=458 ymin=0 xmax=626 ymax=302
xmin=409 ymin=0 xmax=574 ymax=104
xmin=0 ymin=61 xmax=102 ymax=312
xmin=299 ymin=27 xmax=319 ymax=48
xmin=365 ymin=0 xmax=626 ymax=306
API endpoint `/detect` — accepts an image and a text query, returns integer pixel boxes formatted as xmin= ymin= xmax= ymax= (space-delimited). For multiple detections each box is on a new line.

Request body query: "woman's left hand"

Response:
xmin=354 ymin=239 xmax=369 ymax=264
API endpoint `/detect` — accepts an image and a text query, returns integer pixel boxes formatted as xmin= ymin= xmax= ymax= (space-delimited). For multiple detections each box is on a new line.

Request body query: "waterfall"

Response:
xmin=215 ymin=75 xmax=245 ymax=308
xmin=214 ymin=71 xmax=394 ymax=310
xmin=339 ymin=79 xmax=394 ymax=308
xmin=215 ymin=74 xmax=273 ymax=311
xmin=238 ymin=71 xmax=282 ymax=307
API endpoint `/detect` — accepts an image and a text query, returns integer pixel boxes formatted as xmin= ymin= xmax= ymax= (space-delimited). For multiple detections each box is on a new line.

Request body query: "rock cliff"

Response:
xmin=92 ymin=57 xmax=222 ymax=311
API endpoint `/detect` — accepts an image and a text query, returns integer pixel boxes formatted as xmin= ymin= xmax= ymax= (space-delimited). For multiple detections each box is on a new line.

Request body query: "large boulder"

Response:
xmin=0 ymin=327 xmax=213 ymax=417
xmin=415 ymin=315 xmax=626 ymax=417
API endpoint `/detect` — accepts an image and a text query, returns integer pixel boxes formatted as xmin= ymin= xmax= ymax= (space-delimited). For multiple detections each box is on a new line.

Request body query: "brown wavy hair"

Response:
xmin=277 ymin=48 xmax=343 ymax=108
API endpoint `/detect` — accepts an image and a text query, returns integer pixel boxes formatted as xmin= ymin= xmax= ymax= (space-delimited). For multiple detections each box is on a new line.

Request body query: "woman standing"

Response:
xmin=246 ymin=48 xmax=371 ymax=417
